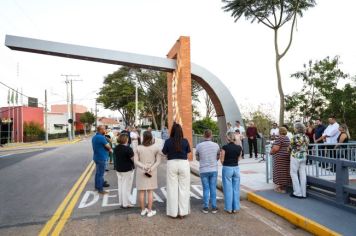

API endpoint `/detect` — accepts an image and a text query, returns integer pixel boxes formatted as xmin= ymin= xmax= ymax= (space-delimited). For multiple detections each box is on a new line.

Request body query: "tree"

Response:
xmin=97 ymin=67 xmax=144 ymax=126
xmin=135 ymin=69 xmax=168 ymax=130
xmin=242 ymin=108 xmax=274 ymax=137
xmin=80 ymin=111 xmax=95 ymax=135
xmin=204 ymin=91 xmax=216 ymax=119
xmin=98 ymin=66 xmax=203 ymax=130
xmin=193 ymin=117 xmax=219 ymax=135
xmin=286 ymin=56 xmax=356 ymax=136
xmin=222 ymin=0 xmax=316 ymax=125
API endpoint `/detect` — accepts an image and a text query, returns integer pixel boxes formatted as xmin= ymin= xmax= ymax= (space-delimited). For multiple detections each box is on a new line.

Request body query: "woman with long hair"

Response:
xmin=134 ymin=131 xmax=161 ymax=217
xmin=162 ymin=123 xmax=191 ymax=218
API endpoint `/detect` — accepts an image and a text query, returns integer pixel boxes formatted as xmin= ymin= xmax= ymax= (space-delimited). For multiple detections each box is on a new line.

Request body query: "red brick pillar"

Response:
xmin=167 ymin=36 xmax=193 ymax=160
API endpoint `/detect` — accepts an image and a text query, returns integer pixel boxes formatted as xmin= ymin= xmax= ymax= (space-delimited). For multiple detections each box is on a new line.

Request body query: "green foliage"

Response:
xmin=243 ymin=109 xmax=274 ymax=137
xmin=193 ymin=117 xmax=219 ymax=135
xmin=98 ymin=66 xmax=202 ymax=128
xmin=80 ymin=111 xmax=95 ymax=125
xmin=286 ymin=56 xmax=356 ymax=137
xmin=23 ymin=121 xmax=45 ymax=137
xmin=222 ymin=0 xmax=316 ymax=28
xmin=80 ymin=111 xmax=96 ymax=132
xmin=97 ymin=67 xmax=145 ymax=125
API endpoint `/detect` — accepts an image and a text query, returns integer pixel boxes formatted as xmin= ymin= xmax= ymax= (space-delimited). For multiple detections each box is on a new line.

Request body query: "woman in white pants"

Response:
xmin=162 ymin=123 xmax=191 ymax=218
xmin=114 ymin=133 xmax=135 ymax=207
xmin=290 ymin=122 xmax=309 ymax=199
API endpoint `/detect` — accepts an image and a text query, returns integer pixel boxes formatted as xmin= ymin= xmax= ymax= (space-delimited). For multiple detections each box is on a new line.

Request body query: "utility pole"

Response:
xmin=135 ymin=76 xmax=138 ymax=127
xmin=70 ymin=80 xmax=74 ymax=139
xmin=94 ymin=100 xmax=98 ymax=128
xmin=44 ymin=89 xmax=48 ymax=143
xmin=61 ymin=74 xmax=79 ymax=140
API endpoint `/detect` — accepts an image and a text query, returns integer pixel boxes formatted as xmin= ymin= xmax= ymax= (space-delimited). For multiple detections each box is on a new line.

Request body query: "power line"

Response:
xmin=0 ymin=80 xmax=45 ymax=106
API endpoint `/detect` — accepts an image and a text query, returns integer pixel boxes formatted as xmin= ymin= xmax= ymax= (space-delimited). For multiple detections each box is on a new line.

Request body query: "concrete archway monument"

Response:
xmin=5 ymin=35 xmax=243 ymax=159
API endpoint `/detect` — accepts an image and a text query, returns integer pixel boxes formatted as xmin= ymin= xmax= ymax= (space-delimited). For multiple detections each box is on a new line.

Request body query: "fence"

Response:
xmin=192 ymin=134 xmax=267 ymax=156
xmin=265 ymin=142 xmax=356 ymax=213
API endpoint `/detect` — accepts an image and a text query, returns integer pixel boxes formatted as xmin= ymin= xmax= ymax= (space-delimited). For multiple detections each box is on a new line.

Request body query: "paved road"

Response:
xmin=0 ymin=140 xmax=92 ymax=228
xmin=0 ymin=147 xmax=56 ymax=170
xmin=0 ymin=138 xmax=310 ymax=235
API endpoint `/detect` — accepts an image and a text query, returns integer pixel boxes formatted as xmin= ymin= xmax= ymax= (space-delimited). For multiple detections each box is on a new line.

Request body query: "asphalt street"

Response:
xmin=0 ymin=138 xmax=310 ymax=236
xmin=0 ymin=140 xmax=92 ymax=228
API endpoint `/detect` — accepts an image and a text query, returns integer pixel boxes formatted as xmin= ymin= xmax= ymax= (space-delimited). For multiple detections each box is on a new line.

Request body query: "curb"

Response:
xmin=247 ymin=192 xmax=341 ymax=236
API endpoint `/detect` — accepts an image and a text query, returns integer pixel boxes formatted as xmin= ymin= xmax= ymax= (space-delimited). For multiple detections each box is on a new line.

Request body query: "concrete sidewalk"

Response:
xmin=189 ymin=150 xmax=353 ymax=236
xmin=0 ymin=136 xmax=83 ymax=150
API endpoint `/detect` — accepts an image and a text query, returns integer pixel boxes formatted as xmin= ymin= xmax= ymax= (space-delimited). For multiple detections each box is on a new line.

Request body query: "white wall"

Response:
xmin=47 ymin=113 xmax=67 ymax=134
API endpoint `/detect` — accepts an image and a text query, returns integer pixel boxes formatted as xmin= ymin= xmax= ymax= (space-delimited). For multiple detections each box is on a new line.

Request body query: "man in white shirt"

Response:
xmin=320 ymin=116 xmax=340 ymax=145
xmin=270 ymin=123 xmax=279 ymax=140
xmin=234 ymin=120 xmax=245 ymax=137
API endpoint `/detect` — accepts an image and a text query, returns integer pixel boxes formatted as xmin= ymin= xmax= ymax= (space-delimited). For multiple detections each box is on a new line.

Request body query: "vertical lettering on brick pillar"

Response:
xmin=167 ymin=37 xmax=193 ymax=161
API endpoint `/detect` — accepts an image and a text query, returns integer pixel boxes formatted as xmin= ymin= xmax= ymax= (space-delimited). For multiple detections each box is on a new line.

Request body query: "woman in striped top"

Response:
xmin=270 ymin=127 xmax=291 ymax=193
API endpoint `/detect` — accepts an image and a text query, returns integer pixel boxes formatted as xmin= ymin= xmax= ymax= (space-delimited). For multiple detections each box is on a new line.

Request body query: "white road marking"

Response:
xmin=78 ymin=185 xmax=223 ymax=209
xmin=102 ymin=189 xmax=120 ymax=207
xmin=78 ymin=191 xmax=100 ymax=208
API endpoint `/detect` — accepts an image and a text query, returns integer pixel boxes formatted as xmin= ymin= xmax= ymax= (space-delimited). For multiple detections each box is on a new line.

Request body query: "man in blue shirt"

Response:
xmin=92 ymin=125 xmax=113 ymax=194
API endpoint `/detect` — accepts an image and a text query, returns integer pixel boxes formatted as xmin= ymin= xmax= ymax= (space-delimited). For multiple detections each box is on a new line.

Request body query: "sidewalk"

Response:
xmin=190 ymin=149 xmax=355 ymax=236
xmin=0 ymin=136 xmax=82 ymax=150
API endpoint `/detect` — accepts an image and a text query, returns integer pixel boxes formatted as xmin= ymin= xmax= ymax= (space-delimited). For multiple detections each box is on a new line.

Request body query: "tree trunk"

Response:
xmin=147 ymin=104 xmax=158 ymax=130
xmin=160 ymin=102 xmax=166 ymax=130
xmin=274 ymin=28 xmax=285 ymax=125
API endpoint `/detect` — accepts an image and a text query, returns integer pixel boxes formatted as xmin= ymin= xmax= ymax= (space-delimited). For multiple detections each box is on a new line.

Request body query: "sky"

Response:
xmin=0 ymin=0 xmax=355 ymax=120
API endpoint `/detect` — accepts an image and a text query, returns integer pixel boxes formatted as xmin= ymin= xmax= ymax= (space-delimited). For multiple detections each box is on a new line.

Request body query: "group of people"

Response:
xmin=93 ymin=125 xmax=160 ymax=217
xmin=196 ymin=130 xmax=242 ymax=214
xmin=92 ymin=123 xmax=193 ymax=218
xmin=92 ymin=122 xmax=245 ymax=218
xmin=226 ymin=120 xmax=261 ymax=160
xmin=270 ymin=115 xmax=351 ymax=199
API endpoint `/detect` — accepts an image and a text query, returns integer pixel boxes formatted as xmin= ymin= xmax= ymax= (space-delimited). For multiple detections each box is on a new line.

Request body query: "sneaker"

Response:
xmin=140 ymin=208 xmax=148 ymax=216
xmin=202 ymin=207 xmax=209 ymax=214
xmin=211 ymin=208 xmax=218 ymax=214
xmin=98 ymin=190 xmax=108 ymax=195
xmin=147 ymin=210 xmax=156 ymax=217
xmin=232 ymin=210 xmax=239 ymax=213
xmin=103 ymin=182 xmax=110 ymax=187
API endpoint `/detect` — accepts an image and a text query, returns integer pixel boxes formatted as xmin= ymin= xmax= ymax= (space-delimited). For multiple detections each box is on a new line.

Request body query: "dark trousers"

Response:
xmin=248 ymin=138 xmax=258 ymax=157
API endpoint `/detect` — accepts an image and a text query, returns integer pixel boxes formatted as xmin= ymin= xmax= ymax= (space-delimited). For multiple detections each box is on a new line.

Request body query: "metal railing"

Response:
xmin=306 ymin=143 xmax=356 ymax=177
xmin=192 ymin=134 xmax=222 ymax=147
xmin=265 ymin=142 xmax=356 ymax=212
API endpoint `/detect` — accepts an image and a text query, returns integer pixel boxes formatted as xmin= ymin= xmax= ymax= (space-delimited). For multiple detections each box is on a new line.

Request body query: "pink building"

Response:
xmin=0 ymin=106 xmax=44 ymax=143
xmin=51 ymin=104 xmax=87 ymax=113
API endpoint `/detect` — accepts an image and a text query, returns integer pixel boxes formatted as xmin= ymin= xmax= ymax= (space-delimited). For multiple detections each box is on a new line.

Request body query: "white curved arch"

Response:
xmin=5 ymin=35 xmax=243 ymax=140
